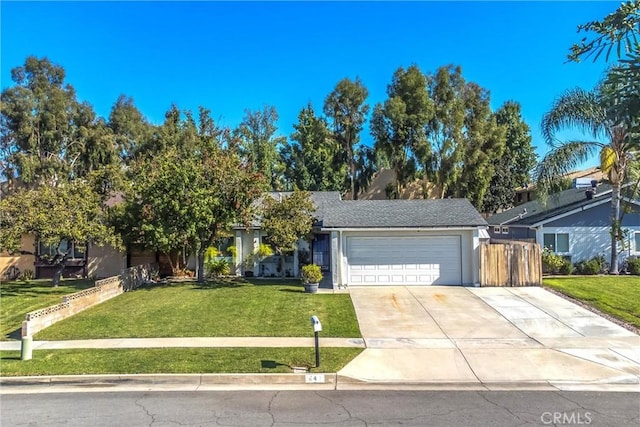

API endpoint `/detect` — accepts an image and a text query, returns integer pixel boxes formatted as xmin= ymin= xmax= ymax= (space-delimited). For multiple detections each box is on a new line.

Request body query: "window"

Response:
xmin=501 ymin=226 xmax=509 ymax=234
xmin=38 ymin=240 xmax=85 ymax=259
xmin=635 ymin=232 xmax=640 ymax=253
xmin=493 ymin=226 xmax=501 ymax=234
xmin=543 ymin=233 xmax=569 ymax=253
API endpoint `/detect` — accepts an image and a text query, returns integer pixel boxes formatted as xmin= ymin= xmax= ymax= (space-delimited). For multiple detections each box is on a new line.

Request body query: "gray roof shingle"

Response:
xmin=241 ymin=192 xmax=486 ymax=229
xmin=319 ymin=198 xmax=487 ymax=228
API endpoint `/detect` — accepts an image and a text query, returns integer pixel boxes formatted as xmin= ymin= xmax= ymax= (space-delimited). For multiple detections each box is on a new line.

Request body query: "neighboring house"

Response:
xmin=0 ymin=235 xmax=128 ymax=280
xmin=0 ymin=235 xmax=36 ymax=280
xmin=513 ymin=166 xmax=605 ymax=207
xmin=487 ymin=183 xmax=640 ymax=267
xmin=233 ymin=192 xmax=489 ymax=288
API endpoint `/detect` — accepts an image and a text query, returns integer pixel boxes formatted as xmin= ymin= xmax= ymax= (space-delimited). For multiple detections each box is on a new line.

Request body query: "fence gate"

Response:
xmin=480 ymin=242 xmax=541 ymax=286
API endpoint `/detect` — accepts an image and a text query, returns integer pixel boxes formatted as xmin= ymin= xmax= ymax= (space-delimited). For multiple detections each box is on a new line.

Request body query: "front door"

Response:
xmin=312 ymin=234 xmax=331 ymax=272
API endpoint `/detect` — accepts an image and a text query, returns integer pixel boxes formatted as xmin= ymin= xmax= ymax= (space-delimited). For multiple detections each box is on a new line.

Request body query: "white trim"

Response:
xmin=320 ymin=226 xmax=485 ymax=232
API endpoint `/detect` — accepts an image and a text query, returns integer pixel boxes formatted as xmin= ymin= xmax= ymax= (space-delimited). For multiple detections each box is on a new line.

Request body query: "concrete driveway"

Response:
xmin=338 ymin=286 xmax=640 ymax=390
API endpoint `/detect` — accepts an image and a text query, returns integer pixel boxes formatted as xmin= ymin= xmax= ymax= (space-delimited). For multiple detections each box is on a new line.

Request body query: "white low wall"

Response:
xmin=21 ymin=264 xmax=154 ymax=337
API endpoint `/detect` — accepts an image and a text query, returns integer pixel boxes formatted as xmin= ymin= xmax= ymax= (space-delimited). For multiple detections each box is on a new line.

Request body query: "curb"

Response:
xmin=1 ymin=374 xmax=639 ymax=393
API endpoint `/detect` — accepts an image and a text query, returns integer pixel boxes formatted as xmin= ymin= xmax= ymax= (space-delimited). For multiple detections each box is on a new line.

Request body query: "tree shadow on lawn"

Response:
xmin=0 ymin=279 xmax=94 ymax=298
xmin=278 ymin=288 xmax=305 ymax=293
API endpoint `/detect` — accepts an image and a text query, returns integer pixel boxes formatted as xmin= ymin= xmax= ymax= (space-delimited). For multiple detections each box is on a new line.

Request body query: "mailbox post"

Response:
xmin=311 ymin=315 xmax=322 ymax=367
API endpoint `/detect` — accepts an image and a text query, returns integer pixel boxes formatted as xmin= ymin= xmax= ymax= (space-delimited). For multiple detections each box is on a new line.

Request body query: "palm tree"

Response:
xmin=537 ymin=81 xmax=638 ymax=274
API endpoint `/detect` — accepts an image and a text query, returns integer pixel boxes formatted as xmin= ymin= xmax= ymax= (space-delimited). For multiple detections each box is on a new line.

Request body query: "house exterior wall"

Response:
xmin=0 ymin=234 xmax=36 ymax=279
xmin=333 ymin=229 xmax=477 ymax=287
xmin=537 ymin=202 xmax=640 ymax=265
xmin=87 ymin=243 xmax=126 ymax=279
xmin=235 ymin=229 xmax=301 ymax=277
xmin=537 ymin=225 xmax=640 ymax=264
xmin=488 ymin=226 xmax=535 ymax=241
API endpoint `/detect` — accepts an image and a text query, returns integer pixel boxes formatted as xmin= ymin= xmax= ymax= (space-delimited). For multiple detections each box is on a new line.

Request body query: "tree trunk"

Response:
xmin=52 ymin=260 xmax=66 ymax=287
xmin=609 ymin=182 xmax=621 ymax=274
xmin=278 ymin=250 xmax=285 ymax=278
xmin=196 ymin=249 xmax=206 ymax=283
xmin=350 ymin=153 xmax=357 ymax=200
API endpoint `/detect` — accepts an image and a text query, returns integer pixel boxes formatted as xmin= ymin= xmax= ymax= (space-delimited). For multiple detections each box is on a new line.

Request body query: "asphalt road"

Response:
xmin=1 ymin=390 xmax=638 ymax=426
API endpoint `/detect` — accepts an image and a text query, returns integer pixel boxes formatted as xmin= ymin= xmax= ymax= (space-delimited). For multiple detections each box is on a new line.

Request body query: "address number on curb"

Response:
xmin=305 ymin=374 xmax=325 ymax=383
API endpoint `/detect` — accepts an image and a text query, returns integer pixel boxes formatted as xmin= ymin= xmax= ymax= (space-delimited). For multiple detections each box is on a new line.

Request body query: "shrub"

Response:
xmin=626 ymin=257 xmax=640 ymax=275
xmin=559 ymin=258 xmax=574 ymax=275
xmin=206 ymin=258 xmax=231 ymax=277
xmin=542 ymin=248 xmax=565 ymax=274
xmin=20 ymin=269 xmax=34 ymax=281
xmin=574 ymin=255 xmax=607 ymax=275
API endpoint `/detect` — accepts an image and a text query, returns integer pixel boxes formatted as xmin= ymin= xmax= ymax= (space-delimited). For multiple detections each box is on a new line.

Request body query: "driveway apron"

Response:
xmin=338 ymin=286 xmax=640 ymax=390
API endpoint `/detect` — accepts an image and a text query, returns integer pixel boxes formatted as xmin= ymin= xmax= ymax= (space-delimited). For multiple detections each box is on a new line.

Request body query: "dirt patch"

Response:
xmin=433 ymin=293 xmax=447 ymax=303
xmin=389 ymin=294 xmax=402 ymax=311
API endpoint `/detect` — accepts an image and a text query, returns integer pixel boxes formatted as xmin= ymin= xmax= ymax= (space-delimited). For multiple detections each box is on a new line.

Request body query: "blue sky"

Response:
xmin=1 ymin=1 xmax=616 ymax=167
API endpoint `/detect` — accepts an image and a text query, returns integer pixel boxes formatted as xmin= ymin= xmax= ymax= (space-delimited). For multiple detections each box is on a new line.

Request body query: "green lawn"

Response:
xmin=34 ymin=278 xmax=361 ymax=340
xmin=543 ymin=276 xmax=640 ymax=329
xmin=0 ymin=279 xmax=95 ymax=340
xmin=0 ymin=347 xmax=363 ymax=376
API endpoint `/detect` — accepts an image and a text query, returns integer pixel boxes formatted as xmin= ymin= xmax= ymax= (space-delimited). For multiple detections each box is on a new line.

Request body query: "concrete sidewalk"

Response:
xmin=0 ymin=337 xmax=365 ymax=351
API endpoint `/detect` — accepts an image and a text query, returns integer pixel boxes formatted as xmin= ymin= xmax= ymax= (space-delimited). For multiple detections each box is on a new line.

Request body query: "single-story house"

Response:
xmin=233 ymin=192 xmax=489 ymax=288
xmin=486 ymin=183 xmax=640 ymax=267
xmin=3 ymin=192 xmax=490 ymax=286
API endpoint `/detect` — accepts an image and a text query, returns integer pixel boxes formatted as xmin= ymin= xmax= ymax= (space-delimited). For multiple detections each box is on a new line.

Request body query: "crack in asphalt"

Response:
xmin=134 ymin=397 xmax=157 ymax=426
xmin=266 ymin=390 xmax=278 ymax=427
xmin=476 ymin=391 xmax=538 ymax=426
xmin=551 ymin=390 xmax=634 ymax=423
xmin=314 ymin=390 xmax=367 ymax=426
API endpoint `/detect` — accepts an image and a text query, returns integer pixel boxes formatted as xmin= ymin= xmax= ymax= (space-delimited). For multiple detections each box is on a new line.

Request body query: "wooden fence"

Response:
xmin=480 ymin=242 xmax=541 ymax=287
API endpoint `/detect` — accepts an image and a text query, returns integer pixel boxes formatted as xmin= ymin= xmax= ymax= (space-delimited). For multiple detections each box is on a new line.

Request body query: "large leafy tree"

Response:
xmin=117 ymin=106 xmax=266 ymax=282
xmin=371 ymin=65 xmax=432 ymax=198
xmin=260 ymin=189 xmax=315 ymax=277
xmin=324 ymin=77 xmax=370 ymax=199
xmin=236 ymin=105 xmax=286 ymax=190
xmin=107 ymin=95 xmax=154 ymax=163
xmin=281 ymin=103 xmax=344 ymax=191
xmin=536 ymin=83 xmax=637 ymax=274
xmin=1 ymin=56 xmax=118 ymax=187
xmin=482 ymin=101 xmax=537 ymax=213
xmin=423 ymin=65 xmax=505 ymax=208
xmin=0 ymin=181 xmax=120 ymax=286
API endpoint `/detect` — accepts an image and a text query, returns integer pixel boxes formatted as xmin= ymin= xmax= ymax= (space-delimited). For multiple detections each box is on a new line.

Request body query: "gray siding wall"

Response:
xmin=546 ymin=202 xmax=640 ymax=227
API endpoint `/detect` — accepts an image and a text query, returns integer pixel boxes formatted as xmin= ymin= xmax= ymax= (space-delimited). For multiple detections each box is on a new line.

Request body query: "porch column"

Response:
xmin=472 ymin=228 xmax=480 ymax=285
xmin=252 ymin=230 xmax=260 ymax=273
xmin=331 ymin=231 xmax=340 ymax=289
xmin=234 ymin=230 xmax=243 ymax=276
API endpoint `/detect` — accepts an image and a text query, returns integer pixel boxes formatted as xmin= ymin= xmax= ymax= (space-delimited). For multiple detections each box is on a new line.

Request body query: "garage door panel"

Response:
xmin=347 ymin=236 xmax=461 ymax=286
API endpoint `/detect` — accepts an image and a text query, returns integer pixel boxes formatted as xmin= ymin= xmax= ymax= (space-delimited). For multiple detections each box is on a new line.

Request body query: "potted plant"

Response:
xmin=301 ymin=263 xmax=323 ymax=294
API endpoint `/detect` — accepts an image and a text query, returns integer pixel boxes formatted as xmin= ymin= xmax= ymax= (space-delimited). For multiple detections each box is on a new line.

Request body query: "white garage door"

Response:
xmin=347 ymin=236 xmax=462 ymax=285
